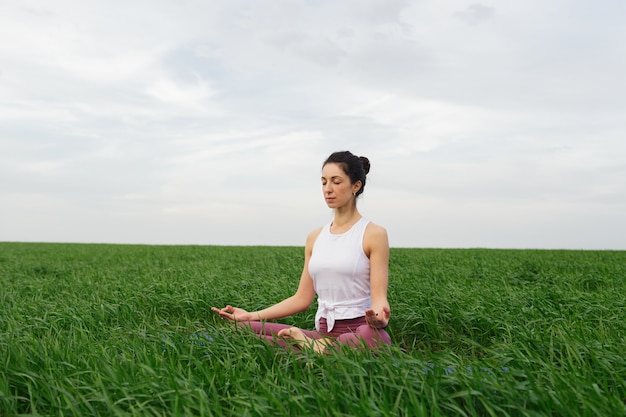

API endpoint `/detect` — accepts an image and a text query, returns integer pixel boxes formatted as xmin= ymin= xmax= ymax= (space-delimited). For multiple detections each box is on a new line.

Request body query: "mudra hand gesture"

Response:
xmin=211 ymin=305 xmax=257 ymax=322
xmin=365 ymin=306 xmax=390 ymax=329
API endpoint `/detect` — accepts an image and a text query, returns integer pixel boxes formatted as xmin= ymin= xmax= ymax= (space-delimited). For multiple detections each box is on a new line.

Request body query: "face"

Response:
xmin=321 ymin=163 xmax=361 ymax=209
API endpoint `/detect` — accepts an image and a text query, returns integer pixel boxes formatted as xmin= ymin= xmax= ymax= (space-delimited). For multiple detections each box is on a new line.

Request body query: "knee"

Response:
xmin=336 ymin=325 xmax=391 ymax=349
xmin=356 ymin=324 xmax=391 ymax=347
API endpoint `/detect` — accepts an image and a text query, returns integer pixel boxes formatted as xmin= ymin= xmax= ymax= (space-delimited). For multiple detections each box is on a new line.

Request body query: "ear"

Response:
xmin=352 ymin=180 xmax=362 ymax=195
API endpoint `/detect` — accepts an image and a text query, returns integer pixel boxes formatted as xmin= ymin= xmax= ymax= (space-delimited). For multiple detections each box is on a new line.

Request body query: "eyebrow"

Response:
xmin=321 ymin=175 xmax=344 ymax=180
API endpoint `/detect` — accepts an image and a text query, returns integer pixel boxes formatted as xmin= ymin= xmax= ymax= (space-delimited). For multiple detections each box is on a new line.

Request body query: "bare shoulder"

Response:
xmin=304 ymin=226 xmax=324 ymax=252
xmin=365 ymin=221 xmax=388 ymax=242
xmin=364 ymin=222 xmax=389 ymax=256
xmin=307 ymin=226 xmax=323 ymax=242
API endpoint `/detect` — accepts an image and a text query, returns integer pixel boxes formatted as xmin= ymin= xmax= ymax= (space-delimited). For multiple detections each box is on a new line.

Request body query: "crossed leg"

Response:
xmin=243 ymin=321 xmax=390 ymax=353
xmin=336 ymin=324 xmax=392 ymax=349
xmin=244 ymin=321 xmax=323 ymax=349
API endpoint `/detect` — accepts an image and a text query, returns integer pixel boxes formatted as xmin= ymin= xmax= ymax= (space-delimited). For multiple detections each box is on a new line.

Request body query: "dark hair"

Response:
xmin=323 ymin=151 xmax=370 ymax=197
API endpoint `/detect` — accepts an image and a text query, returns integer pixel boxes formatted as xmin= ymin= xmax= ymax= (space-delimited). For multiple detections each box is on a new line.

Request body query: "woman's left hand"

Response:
xmin=365 ymin=306 xmax=390 ymax=329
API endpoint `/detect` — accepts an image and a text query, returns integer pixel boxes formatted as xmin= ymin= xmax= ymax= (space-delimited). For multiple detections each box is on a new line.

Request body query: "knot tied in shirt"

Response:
xmin=315 ymin=296 xmax=371 ymax=332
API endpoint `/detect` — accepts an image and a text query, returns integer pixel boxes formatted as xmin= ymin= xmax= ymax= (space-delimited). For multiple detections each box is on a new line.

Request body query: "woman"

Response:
xmin=212 ymin=151 xmax=391 ymax=352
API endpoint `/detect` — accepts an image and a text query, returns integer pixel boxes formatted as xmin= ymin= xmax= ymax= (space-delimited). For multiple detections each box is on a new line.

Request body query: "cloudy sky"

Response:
xmin=1 ymin=0 xmax=625 ymax=249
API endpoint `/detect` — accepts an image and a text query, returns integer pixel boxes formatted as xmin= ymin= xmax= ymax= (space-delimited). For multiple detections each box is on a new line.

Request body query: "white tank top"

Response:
xmin=308 ymin=217 xmax=371 ymax=332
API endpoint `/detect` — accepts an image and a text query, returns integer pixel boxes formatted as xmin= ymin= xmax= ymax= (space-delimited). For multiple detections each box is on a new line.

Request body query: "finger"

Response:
xmin=218 ymin=311 xmax=233 ymax=319
xmin=214 ymin=309 xmax=228 ymax=317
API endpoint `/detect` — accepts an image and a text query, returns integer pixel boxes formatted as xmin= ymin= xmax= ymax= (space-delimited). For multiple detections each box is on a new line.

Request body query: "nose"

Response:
xmin=323 ymin=182 xmax=332 ymax=193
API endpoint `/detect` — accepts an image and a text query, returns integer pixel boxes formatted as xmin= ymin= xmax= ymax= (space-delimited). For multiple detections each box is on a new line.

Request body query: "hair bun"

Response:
xmin=359 ymin=156 xmax=370 ymax=175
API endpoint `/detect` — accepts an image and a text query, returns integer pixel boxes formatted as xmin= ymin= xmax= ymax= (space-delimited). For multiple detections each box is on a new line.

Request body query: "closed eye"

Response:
xmin=322 ymin=176 xmax=344 ymax=185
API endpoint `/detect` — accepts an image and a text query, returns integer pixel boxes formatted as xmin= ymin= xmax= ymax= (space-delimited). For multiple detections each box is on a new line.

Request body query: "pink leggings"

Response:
xmin=242 ymin=316 xmax=391 ymax=351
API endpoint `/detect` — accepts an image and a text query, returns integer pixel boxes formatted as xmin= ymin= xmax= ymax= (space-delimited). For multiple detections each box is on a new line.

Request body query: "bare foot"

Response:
xmin=277 ymin=327 xmax=332 ymax=354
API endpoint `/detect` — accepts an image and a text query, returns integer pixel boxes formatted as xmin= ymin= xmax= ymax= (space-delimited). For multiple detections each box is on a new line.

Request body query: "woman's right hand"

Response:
xmin=211 ymin=305 xmax=257 ymax=322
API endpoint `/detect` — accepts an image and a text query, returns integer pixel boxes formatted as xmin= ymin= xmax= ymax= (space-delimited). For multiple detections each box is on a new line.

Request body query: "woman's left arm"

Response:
xmin=364 ymin=223 xmax=391 ymax=329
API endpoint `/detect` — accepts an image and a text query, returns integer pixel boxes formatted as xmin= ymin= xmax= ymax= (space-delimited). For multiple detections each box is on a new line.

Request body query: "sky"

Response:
xmin=1 ymin=0 xmax=625 ymax=249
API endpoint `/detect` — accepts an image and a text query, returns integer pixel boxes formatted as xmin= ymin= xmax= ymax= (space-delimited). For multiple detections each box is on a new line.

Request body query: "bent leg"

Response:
xmin=241 ymin=321 xmax=322 ymax=349
xmin=336 ymin=324 xmax=391 ymax=349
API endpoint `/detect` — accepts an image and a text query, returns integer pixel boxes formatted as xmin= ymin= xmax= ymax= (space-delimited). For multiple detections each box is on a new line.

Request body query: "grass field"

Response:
xmin=1 ymin=242 xmax=625 ymax=416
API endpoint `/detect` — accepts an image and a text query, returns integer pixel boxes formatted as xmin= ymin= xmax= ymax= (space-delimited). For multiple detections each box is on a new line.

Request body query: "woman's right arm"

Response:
xmin=211 ymin=228 xmax=321 ymax=322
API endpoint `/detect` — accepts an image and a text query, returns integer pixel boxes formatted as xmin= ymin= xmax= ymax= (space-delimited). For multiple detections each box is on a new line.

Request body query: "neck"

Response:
xmin=332 ymin=205 xmax=361 ymax=227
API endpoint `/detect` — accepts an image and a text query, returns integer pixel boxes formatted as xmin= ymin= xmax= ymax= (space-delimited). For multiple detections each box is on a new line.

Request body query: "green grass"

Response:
xmin=1 ymin=243 xmax=625 ymax=416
